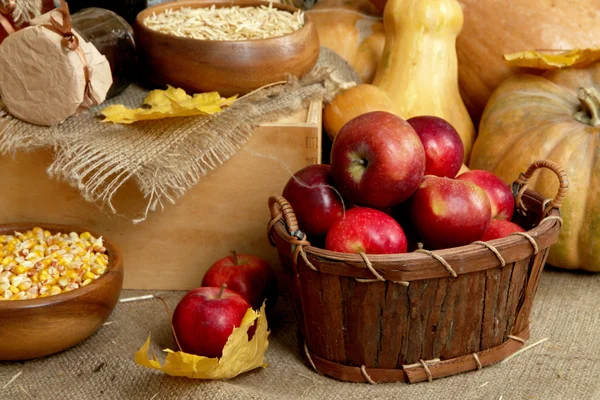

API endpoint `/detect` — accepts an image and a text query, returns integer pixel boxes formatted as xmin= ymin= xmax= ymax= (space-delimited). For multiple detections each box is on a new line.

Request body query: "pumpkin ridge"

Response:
xmin=578 ymin=131 xmax=600 ymax=269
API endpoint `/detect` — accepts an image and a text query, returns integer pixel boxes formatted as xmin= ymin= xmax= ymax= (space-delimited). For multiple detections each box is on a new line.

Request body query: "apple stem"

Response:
xmin=231 ymin=250 xmax=239 ymax=265
xmin=154 ymin=295 xmax=183 ymax=352
xmin=218 ymin=283 xmax=227 ymax=299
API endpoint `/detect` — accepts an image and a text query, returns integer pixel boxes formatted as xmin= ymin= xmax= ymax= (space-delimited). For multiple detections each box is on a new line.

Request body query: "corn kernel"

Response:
xmin=13 ymin=265 xmax=27 ymax=275
xmin=0 ymin=228 xmax=109 ymax=301
xmin=84 ymin=271 xmax=96 ymax=280
xmin=10 ymin=275 xmax=24 ymax=287
xmin=80 ymin=232 xmax=92 ymax=240
xmin=44 ymin=278 xmax=58 ymax=286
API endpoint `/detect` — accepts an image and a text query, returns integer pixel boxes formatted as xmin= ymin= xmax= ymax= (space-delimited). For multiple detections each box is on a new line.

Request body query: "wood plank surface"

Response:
xmin=0 ymin=102 xmax=322 ymax=290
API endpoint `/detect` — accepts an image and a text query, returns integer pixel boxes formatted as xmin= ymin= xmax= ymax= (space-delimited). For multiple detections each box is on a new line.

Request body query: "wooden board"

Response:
xmin=0 ymin=100 xmax=322 ymax=290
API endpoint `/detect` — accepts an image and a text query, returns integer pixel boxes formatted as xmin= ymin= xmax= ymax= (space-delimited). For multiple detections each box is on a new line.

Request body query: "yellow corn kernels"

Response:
xmin=0 ymin=228 xmax=109 ymax=300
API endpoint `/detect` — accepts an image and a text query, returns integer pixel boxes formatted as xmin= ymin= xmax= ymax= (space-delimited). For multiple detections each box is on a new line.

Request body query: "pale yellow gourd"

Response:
xmin=372 ymin=0 xmax=476 ymax=160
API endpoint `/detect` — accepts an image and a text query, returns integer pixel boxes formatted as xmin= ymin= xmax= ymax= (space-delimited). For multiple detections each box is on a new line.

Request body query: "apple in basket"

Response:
xmin=202 ymin=251 xmax=278 ymax=310
xmin=407 ymin=115 xmax=464 ymax=178
xmin=330 ymin=111 xmax=426 ymax=209
xmin=408 ymin=176 xmax=492 ymax=250
xmin=482 ymin=219 xmax=525 ymax=241
xmin=282 ymin=164 xmax=345 ymax=238
xmin=325 ymin=207 xmax=408 ymax=254
xmin=172 ymin=285 xmax=251 ymax=358
xmin=456 ymin=170 xmax=515 ymax=220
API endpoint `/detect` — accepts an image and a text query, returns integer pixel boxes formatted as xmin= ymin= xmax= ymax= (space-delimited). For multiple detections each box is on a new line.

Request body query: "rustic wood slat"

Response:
xmin=436 ymin=276 xmax=459 ymax=360
xmin=341 ymin=279 xmax=385 ymax=368
xmin=318 ymin=273 xmax=346 ymax=364
xmin=481 ymin=267 xmax=502 ymax=350
xmin=504 ymin=259 xmax=529 ymax=337
xmin=298 ymin=266 xmax=329 ymax=360
xmin=493 ymin=264 xmax=515 ymax=346
xmin=465 ymin=270 xmax=486 ymax=354
xmin=424 ymin=278 xmax=448 ymax=360
xmin=378 ymin=282 xmax=409 ymax=368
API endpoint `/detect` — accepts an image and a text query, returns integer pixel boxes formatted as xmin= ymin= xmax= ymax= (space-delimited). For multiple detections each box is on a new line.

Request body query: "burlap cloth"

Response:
xmin=1 ymin=269 xmax=598 ymax=399
xmin=0 ymin=48 xmax=359 ymax=223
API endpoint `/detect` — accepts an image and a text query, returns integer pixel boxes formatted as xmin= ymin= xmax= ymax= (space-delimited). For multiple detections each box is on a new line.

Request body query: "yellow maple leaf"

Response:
xmin=135 ymin=303 xmax=269 ymax=380
xmin=100 ymin=85 xmax=238 ymax=124
xmin=504 ymin=48 xmax=600 ymax=70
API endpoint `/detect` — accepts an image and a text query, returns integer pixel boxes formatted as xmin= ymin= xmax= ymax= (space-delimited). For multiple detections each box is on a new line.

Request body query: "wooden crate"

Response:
xmin=0 ymin=100 xmax=322 ymax=290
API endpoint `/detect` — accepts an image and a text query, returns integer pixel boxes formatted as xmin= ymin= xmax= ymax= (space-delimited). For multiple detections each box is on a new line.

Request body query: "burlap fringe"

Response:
xmin=0 ymin=49 xmax=360 ymax=223
xmin=1 ymin=0 xmax=42 ymax=25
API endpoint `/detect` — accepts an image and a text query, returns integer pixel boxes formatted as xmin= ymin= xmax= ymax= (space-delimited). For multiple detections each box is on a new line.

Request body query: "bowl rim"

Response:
xmin=0 ymin=222 xmax=123 ymax=309
xmin=135 ymin=0 xmax=314 ymax=44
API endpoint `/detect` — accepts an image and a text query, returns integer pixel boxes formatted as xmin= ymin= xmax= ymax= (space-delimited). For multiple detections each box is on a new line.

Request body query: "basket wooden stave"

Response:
xmin=268 ymin=160 xmax=568 ymax=384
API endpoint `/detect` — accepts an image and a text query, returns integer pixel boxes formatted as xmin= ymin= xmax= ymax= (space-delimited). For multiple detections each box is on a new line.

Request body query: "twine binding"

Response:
xmin=508 ymin=335 xmax=526 ymax=344
xmin=303 ymin=341 xmax=319 ymax=373
xmin=510 ymin=232 xmax=539 ymax=255
xmin=418 ymin=359 xmax=433 ymax=382
xmin=360 ymin=366 xmax=376 ymax=385
xmin=414 ymin=249 xmax=457 ymax=277
xmin=540 ymin=215 xmax=563 ymax=228
xmin=473 ymin=353 xmax=483 ymax=370
xmin=354 ymin=252 xmax=409 ymax=286
xmin=472 ymin=241 xmax=506 ymax=267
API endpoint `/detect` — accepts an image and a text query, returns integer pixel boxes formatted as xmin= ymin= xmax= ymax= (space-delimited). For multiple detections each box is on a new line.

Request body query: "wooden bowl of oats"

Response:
xmin=134 ymin=0 xmax=320 ymax=97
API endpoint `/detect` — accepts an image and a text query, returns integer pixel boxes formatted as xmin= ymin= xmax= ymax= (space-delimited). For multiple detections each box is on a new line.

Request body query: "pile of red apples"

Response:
xmin=283 ymin=111 xmax=525 ymax=254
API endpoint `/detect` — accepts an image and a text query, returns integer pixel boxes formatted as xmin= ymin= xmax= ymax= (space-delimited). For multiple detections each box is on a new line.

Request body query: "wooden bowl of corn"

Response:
xmin=134 ymin=0 xmax=320 ymax=97
xmin=0 ymin=223 xmax=123 ymax=361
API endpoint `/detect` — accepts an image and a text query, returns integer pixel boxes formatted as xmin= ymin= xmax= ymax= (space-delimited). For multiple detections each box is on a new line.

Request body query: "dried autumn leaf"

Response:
xmin=504 ymin=48 xmax=600 ymax=70
xmin=100 ymin=85 xmax=237 ymax=124
xmin=135 ymin=303 xmax=269 ymax=379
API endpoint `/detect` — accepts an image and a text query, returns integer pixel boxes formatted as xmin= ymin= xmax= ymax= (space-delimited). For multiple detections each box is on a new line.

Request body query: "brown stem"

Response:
xmin=154 ymin=295 xmax=183 ymax=352
xmin=231 ymin=250 xmax=239 ymax=265
xmin=218 ymin=283 xmax=227 ymax=299
xmin=573 ymin=87 xmax=600 ymax=127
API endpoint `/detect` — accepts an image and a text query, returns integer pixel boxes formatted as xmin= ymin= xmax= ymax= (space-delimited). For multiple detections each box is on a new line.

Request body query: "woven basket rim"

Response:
xmin=271 ymin=188 xmax=562 ymax=280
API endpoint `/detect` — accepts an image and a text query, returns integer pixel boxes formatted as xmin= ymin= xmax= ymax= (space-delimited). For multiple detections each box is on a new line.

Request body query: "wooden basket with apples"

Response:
xmin=267 ymin=112 xmax=569 ymax=384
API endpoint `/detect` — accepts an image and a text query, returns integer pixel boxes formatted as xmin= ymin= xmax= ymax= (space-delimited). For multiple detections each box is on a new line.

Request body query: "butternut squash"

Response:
xmin=307 ymin=0 xmax=385 ymax=84
xmin=372 ymin=0 xmax=475 ymax=160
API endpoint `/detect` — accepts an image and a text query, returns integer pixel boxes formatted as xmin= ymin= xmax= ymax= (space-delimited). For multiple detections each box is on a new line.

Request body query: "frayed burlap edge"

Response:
xmin=0 ymin=48 xmax=361 ymax=223
xmin=1 ymin=0 xmax=42 ymax=25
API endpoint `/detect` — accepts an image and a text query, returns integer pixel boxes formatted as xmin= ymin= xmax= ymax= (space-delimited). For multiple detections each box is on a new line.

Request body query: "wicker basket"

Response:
xmin=267 ymin=160 xmax=569 ymax=384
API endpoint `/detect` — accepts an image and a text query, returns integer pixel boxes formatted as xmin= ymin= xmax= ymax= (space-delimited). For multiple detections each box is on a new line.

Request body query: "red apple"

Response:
xmin=202 ymin=251 xmax=278 ymax=310
xmin=456 ymin=170 xmax=515 ymax=220
xmin=407 ymin=116 xmax=464 ymax=178
xmin=325 ymin=207 xmax=407 ymax=254
xmin=409 ymin=176 xmax=492 ymax=250
xmin=282 ymin=164 xmax=345 ymax=237
xmin=482 ymin=219 xmax=525 ymax=241
xmin=172 ymin=285 xmax=250 ymax=358
xmin=330 ymin=111 xmax=426 ymax=208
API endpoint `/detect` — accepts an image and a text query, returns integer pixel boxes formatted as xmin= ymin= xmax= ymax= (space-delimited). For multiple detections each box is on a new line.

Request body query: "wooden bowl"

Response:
xmin=0 ymin=223 xmax=124 ymax=361
xmin=134 ymin=0 xmax=320 ymax=96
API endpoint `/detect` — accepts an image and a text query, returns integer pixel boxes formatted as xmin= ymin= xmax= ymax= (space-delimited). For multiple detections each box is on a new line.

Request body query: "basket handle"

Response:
xmin=512 ymin=159 xmax=569 ymax=212
xmin=268 ymin=195 xmax=300 ymax=244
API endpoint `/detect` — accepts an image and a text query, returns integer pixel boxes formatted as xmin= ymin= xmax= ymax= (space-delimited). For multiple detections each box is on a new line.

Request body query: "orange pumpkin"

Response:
xmin=470 ymin=61 xmax=600 ymax=272
xmin=456 ymin=0 xmax=600 ymax=125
